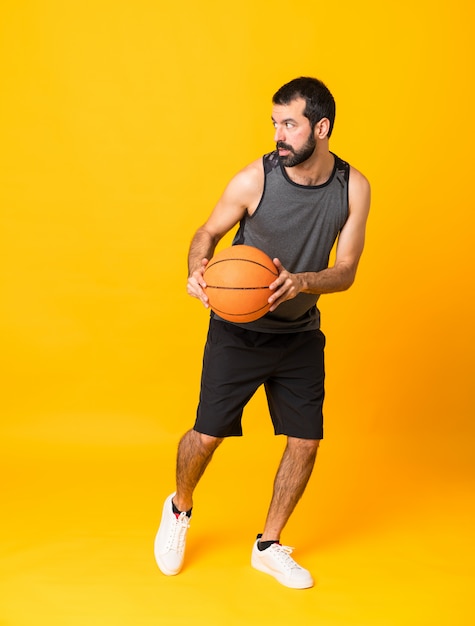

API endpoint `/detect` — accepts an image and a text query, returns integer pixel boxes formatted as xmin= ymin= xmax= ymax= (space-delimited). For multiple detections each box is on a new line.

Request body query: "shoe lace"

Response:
xmin=270 ymin=544 xmax=302 ymax=571
xmin=166 ymin=512 xmax=190 ymax=553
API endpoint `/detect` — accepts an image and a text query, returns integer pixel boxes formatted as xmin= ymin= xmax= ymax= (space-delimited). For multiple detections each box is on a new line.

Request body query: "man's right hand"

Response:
xmin=186 ymin=258 xmax=210 ymax=307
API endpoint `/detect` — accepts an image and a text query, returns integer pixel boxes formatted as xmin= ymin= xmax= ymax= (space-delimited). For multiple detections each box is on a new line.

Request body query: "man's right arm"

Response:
xmin=187 ymin=160 xmax=264 ymax=306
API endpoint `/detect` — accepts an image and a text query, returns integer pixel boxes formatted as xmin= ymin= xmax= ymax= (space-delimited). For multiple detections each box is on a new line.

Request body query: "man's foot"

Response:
xmin=251 ymin=536 xmax=314 ymax=589
xmin=154 ymin=493 xmax=190 ymax=575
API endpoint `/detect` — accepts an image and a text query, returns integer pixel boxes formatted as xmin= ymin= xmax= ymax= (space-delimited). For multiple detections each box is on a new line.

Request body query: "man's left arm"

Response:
xmin=268 ymin=167 xmax=371 ymax=310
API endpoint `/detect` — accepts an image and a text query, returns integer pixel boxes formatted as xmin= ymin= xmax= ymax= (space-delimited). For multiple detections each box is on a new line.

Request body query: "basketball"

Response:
xmin=203 ymin=245 xmax=278 ymax=323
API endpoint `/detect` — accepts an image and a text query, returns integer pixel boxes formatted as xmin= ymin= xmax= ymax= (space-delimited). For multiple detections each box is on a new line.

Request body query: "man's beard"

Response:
xmin=277 ymin=132 xmax=316 ymax=167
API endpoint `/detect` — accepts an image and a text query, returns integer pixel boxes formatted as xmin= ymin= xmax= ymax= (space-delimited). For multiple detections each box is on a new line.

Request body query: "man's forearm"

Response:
xmin=187 ymin=228 xmax=220 ymax=275
xmin=299 ymin=262 xmax=357 ymax=295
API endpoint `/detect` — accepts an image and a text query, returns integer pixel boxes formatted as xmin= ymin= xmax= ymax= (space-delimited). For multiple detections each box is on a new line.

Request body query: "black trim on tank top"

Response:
xmin=278 ymin=152 xmax=341 ymax=190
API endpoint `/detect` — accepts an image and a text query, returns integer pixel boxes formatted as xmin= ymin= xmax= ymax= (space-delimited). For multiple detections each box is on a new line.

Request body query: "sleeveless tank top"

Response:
xmin=213 ymin=150 xmax=350 ymax=333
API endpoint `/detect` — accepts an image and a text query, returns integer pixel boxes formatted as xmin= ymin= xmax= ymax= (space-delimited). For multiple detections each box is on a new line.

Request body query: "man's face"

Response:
xmin=272 ymin=98 xmax=316 ymax=167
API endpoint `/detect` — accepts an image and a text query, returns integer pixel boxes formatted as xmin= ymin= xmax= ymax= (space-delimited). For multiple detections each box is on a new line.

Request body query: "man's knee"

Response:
xmin=287 ymin=436 xmax=320 ymax=456
xmin=193 ymin=429 xmax=224 ymax=454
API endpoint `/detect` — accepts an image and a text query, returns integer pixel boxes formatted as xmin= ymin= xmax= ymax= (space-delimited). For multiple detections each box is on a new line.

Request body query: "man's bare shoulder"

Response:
xmin=223 ymin=157 xmax=264 ymax=211
xmin=234 ymin=157 xmax=264 ymax=188
xmin=349 ymin=165 xmax=370 ymax=192
xmin=348 ymin=165 xmax=371 ymax=216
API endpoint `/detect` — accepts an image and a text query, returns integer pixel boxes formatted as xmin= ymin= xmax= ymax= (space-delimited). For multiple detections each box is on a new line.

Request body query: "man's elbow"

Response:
xmin=338 ymin=263 xmax=358 ymax=291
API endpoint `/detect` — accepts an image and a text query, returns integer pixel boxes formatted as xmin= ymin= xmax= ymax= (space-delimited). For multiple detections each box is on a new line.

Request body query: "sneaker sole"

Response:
xmin=154 ymin=548 xmax=181 ymax=576
xmin=251 ymin=554 xmax=314 ymax=589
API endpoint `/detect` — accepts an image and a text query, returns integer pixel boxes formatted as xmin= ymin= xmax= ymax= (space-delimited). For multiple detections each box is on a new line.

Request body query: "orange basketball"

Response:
xmin=203 ymin=245 xmax=278 ymax=323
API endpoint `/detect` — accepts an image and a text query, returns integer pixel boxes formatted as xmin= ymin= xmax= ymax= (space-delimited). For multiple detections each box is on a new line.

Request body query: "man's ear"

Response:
xmin=315 ymin=117 xmax=330 ymax=139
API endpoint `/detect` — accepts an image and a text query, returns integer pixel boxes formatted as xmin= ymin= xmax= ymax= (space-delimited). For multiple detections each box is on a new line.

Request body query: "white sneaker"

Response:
xmin=251 ymin=538 xmax=314 ymax=589
xmin=154 ymin=493 xmax=190 ymax=576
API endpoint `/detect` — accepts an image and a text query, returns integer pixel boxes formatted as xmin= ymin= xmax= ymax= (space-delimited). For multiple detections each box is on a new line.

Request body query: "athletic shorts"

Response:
xmin=193 ymin=318 xmax=326 ymax=440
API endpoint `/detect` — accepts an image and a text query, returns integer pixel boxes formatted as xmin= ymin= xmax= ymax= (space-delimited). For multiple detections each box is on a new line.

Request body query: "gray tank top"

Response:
xmin=213 ymin=150 xmax=349 ymax=333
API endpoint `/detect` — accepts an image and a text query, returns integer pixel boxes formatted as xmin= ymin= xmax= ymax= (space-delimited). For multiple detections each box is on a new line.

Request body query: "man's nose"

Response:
xmin=274 ymin=126 xmax=285 ymax=143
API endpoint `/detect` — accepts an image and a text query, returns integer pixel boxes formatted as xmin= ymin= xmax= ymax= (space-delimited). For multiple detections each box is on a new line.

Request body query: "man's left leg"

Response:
xmin=251 ymin=436 xmax=319 ymax=588
xmin=261 ymin=436 xmax=319 ymax=541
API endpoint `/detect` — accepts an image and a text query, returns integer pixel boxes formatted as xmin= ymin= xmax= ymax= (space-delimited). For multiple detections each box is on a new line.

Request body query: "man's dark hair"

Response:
xmin=273 ymin=77 xmax=336 ymax=138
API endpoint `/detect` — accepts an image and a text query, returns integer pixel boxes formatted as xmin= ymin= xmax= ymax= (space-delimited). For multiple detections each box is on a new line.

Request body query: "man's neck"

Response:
xmin=285 ymin=150 xmax=334 ymax=187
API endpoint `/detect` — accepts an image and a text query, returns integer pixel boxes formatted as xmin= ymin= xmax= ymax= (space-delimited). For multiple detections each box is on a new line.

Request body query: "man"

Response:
xmin=154 ymin=77 xmax=371 ymax=589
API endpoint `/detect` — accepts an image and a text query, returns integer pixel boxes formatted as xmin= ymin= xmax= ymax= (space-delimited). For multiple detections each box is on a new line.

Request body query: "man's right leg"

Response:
xmin=154 ymin=429 xmax=223 ymax=576
xmin=174 ymin=429 xmax=223 ymax=512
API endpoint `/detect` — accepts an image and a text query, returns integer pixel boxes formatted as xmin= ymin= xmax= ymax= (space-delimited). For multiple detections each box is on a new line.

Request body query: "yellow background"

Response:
xmin=1 ymin=1 xmax=474 ymax=624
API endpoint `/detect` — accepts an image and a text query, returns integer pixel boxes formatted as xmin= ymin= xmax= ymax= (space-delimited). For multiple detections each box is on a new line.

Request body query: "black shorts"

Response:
xmin=193 ymin=318 xmax=325 ymax=440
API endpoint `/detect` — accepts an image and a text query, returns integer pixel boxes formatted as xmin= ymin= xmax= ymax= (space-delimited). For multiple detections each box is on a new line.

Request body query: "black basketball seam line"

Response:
xmin=206 ymin=285 xmax=271 ymax=291
xmin=210 ymin=303 xmax=270 ymax=317
xmin=206 ymin=258 xmax=278 ymax=276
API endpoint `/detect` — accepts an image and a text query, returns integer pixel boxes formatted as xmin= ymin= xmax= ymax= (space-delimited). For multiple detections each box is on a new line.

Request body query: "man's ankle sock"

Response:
xmin=256 ymin=533 xmax=280 ymax=551
xmin=172 ymin=501 xmax=192 ymax=518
